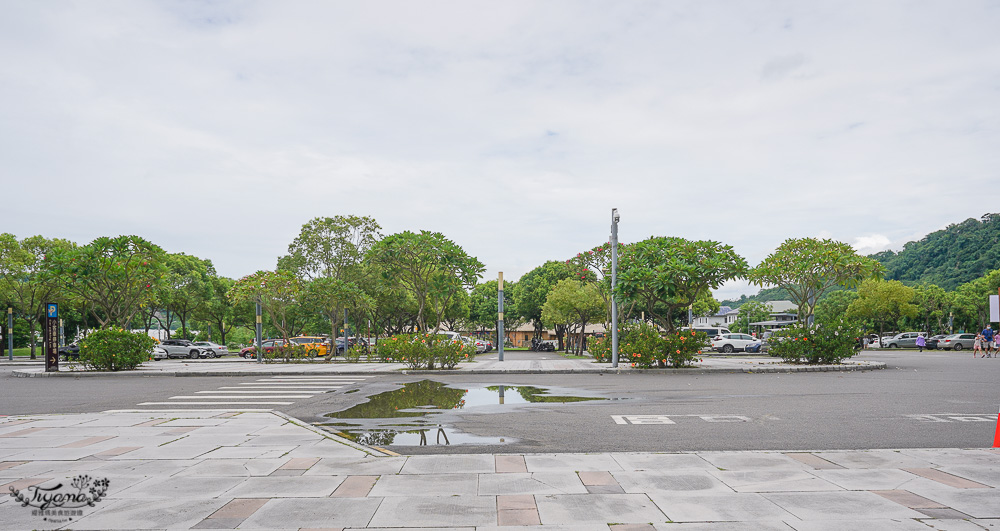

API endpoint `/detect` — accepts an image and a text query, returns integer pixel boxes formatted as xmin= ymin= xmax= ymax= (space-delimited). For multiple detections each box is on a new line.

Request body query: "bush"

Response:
xmin=344 ymin=344 xmax=367 ymax=362
xmin=79 ymin=328 xmax=155 ymax=371
xmin=768 ymin=317 xmax=862 ymax=364
xmin=374 ymin=333 xmax=471 ymax=369
xmin=587 ymin=324 xmax=705 ymax=368
xmin=261 ymin=343 xmax=310 ymax=363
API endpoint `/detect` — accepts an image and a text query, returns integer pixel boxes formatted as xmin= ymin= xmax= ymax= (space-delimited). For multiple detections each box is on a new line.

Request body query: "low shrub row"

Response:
xmin=373 ymin=333 xmax=471 ymax=369
xmin=588 ymin=323 xmax=706 ymax=368
xmin=79 ymin=328 xmax=155 ymax=371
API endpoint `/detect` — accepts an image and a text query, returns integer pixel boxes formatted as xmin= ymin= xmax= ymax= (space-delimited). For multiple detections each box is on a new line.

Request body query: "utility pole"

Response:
xmin=498 ymin=272 xmax=505 ymax=362
xmin=611 ymin=208 xmax=620 ymax=368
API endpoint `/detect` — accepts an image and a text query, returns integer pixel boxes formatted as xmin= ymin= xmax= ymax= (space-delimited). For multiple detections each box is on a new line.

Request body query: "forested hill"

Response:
xmin=872 ymin=213 xmax=1000 ymax=290
xmin=721 ymin=213 xmax=1000 ymax=308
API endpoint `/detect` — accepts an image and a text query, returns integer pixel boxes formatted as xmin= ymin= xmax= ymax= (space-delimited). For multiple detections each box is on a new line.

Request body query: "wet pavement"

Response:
xmin=1 ymin=409 xmax=997 ymax=530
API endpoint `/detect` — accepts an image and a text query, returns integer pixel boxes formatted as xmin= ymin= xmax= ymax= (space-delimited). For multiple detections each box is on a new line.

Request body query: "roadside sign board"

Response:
xmin=991 ymin=293 xmax=999 ymax=323
xmin=45 ymin=303 xmax=58 ymax=372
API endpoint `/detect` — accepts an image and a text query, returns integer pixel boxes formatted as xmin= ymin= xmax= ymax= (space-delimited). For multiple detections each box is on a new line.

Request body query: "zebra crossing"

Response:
xmin=134 ymin=376 xmax=369 ymax=410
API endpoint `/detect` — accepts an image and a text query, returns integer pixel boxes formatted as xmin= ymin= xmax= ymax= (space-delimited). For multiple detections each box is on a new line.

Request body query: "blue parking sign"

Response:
xmin=47 ymin=304 xmax=58 ymax=319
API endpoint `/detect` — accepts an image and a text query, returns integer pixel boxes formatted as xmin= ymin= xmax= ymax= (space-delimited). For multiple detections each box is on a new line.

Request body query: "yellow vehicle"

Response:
xmin=289 ymin=336 xmax=329 ymax=357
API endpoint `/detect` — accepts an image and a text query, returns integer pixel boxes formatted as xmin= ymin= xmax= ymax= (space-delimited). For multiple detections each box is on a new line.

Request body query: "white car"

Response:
xmin=711 ymin=333 xmax=762 ymax=353
xmin=193 ymin=341 xmax=229 ymax=357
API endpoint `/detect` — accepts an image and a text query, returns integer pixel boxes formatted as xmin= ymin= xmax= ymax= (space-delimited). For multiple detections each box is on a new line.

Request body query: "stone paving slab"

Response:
xmin=0 ymin=410 xmax=995 ymax=530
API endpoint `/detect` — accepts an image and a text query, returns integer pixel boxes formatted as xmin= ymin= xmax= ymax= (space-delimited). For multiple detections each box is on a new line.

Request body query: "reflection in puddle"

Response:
xmin=319 ymin=380 xmax=605 ymax=446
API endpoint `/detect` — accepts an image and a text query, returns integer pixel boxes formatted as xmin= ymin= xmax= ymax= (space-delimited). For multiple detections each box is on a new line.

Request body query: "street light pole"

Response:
xmin=255 ymin=301 xmax=263 ymax=364
xmin=6 ymin=307 xmax=12 ymax=361
xmin=498 ymin=272 xmax=504 ymax=362
xmin=611 ymin=208 xmax=620 ymax=368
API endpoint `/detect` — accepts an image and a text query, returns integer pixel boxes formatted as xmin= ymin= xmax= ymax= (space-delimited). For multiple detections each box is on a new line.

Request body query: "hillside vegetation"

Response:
xmin=872 ymin=213 xmax=1000 ymax=290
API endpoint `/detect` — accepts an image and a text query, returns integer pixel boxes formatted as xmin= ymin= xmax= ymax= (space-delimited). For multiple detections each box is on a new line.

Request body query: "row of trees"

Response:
xmin=10 ymin=216 xmax=979 ymax=359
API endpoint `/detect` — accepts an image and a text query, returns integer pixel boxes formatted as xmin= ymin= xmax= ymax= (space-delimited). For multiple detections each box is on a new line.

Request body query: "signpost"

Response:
xmin=7 ymin=307 xmax=12 ymax=362
xmin=44 ymin=303 xmax=58 ymax=373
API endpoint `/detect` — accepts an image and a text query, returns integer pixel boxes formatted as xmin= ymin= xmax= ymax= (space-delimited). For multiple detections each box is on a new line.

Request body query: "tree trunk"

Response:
xmin=27 ymin=317 xmax=36 ymax=359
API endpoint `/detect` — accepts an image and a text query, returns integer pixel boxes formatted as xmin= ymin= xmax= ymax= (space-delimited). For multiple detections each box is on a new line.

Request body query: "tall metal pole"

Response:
xmin=498 ymin=272 xmax=505 ymax=362
xmin=343 ymin=308 xmax=350 ymax=355
xmin=611 ymin=208 xmax=620 ymax=368
xmin=7 ymin=307 xmax=12 ymax=361
xmin=255 ymin=301 xmax=263 ymax=364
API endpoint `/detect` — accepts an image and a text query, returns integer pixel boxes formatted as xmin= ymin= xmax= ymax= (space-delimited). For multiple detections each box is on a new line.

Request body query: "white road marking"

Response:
xmin=168 ymin=395 xmax=314 ymax=399
xmin=196 ymin=390 xmax=320 ymax=394
xmin=137 ymin=401 xmax=294 ymax=405
xmin=905 ymin=414 xmax=995 ymax=422
xmin=611 ymin=414 xmax=752 ymax=425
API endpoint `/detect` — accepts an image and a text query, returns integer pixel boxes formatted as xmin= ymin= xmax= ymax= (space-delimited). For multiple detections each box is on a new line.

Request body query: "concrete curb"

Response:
xmin=10 ymin=361 xmax=885 ymax=377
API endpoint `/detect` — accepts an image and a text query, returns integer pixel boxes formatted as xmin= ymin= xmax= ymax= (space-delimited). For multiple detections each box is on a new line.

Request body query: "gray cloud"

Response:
xmin=1 ymin=1 xmax=998 ymax=300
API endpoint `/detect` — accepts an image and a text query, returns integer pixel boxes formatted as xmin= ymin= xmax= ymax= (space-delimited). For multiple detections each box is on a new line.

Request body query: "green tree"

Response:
xmin=367 ymin=230 xmax=484 ymax=333
xmin=750 ymin=238 xmax=883 ymax=323
xmin=542 ymin=278 xmax=605 ymax=355
xmin=730 ymin=300 xmax=773 ymax=334
xmin=0 ymin=234 xmax=75 ymax=358
xmin=512 ymin=261 xmax=571 ymax=340
xmin=162 ymin=254 xmax=214 ymax=339
xmin=281 ymin=216 xmax=382 ymax=341
xmin=195 ymin=275 xmax=237 ymax=344
xmin=846 ymin=279 xmax=918 ymax=339
xmin=813 ymin=291 xmax=859 ymax=326
xmin=617 ymin=236 xmax=748 ymax=332
xmin=952 ymin=269 xmax=1000 ymax=331
xmin=46 ymin=235 xmax=167 ymax=329
xmin=911 ymin=283 xmax=952 ymax=334
xmin=227 ymin=270 xmax=302 ymax=341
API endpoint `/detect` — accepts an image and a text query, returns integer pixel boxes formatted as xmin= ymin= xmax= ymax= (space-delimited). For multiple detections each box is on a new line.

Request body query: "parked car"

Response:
xmin=711 ymin=333 xmax=762 ymax=353
xmin=938 ymin=333 xmax=976 ymax=351
xmin=159 ymin=339 xmax=214 ymax=359
xmin=239 ymin=339 xmax=289 ymax=358
xmin=151 ymin=346 xmax=169 ymax=360
xmin=288 ymin=336 xmax=329 ymax=357
xmin=484 ymin=340 xmax=493 ymax=352
xmin=883 ymin=332 xmax=926 ymax=349
xmin=925 ymin=334 xmax=948 ymax=350
xmin=193 ymin=341 xmax=229 ymax=358
xmin=683 ymin=327 xmax=731 ymax=350
xmin=58 ymin=343 xmax=80 ymax=361
xmin=332 ymin=336 xmax=368 ymax=354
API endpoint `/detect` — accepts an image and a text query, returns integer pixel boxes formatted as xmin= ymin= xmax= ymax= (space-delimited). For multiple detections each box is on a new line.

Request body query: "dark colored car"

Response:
xmin=58 ymin=343 xmax=80 ymax=361
xmin=925 ymin=334 xmax=948 ymax=350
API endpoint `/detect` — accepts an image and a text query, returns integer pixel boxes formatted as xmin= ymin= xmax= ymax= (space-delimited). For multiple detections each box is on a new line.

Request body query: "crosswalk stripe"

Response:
xmin=196 ymin=390 xmax=321 ymax=394
xmin=169 ymin=395 xmax=313 ymax=399
xmin=138 ymin=401 xmax=294 ymax=405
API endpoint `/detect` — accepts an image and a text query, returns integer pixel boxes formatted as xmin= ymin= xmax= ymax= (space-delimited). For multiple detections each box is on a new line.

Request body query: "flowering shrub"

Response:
xmin=262 ymin=343 xmax=310 ymax=363
xmin=374 ymin=333 xmax=470 ymax=369
xmin=767 ymin=317 xmax=862 ymax=364
xmin=588 ymin=323 xmax=705 ymax=368
xmin=79 ymin=328 xmax=155 ymax=371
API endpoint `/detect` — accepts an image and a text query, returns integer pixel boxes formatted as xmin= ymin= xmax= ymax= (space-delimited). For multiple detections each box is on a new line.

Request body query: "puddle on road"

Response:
xmin=317 ymin=380 xmax=605 ymax=446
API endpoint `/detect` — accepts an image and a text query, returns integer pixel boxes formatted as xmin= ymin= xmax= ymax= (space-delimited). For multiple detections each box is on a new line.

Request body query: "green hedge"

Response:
xmin=373 ymin=333 xmax=470 ymax=369
xmin=589 ymin=323 xmax=706 ymax=368
xmin=79 ymin=329 xmax=155 ymax=371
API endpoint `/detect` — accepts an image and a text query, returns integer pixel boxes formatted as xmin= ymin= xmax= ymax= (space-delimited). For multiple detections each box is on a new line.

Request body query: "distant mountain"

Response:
xmin=873 ymin=213 xmax=1000 ymax=290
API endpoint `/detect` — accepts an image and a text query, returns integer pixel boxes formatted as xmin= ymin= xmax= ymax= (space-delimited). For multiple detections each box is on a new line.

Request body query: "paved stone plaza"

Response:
xmin=1 ymin=409 xmax=997 ymax=530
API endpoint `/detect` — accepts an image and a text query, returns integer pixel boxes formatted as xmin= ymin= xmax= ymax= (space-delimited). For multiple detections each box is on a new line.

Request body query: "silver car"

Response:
xmin=193 ymin=341 xmax=229 ymax=358
xmin=158 ymin=339 xmax=213 ymax=359
xmin=938 ymin=333 xmax=976 ymax=351
xmin=882 ymin=332 xmax=925 ymax=349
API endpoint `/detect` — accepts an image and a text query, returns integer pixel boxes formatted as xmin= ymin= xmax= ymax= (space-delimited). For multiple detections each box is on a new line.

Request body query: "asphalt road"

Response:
xmin=2 ymin=350 xmax=998 ymax=454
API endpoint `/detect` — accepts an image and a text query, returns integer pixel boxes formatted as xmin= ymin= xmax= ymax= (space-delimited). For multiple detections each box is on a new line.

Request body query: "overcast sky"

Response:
xmin=2 ymin=1 xmax=998 ymax=300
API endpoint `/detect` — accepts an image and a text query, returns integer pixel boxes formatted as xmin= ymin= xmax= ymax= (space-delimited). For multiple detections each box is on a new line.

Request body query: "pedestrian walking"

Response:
xmin=974 ymin=334 xmax=983 ymax=357
xmin=916 ymin=334 xmax=926 ymax=352
xmin=982 ymin=325 xmax=995 ymax=358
